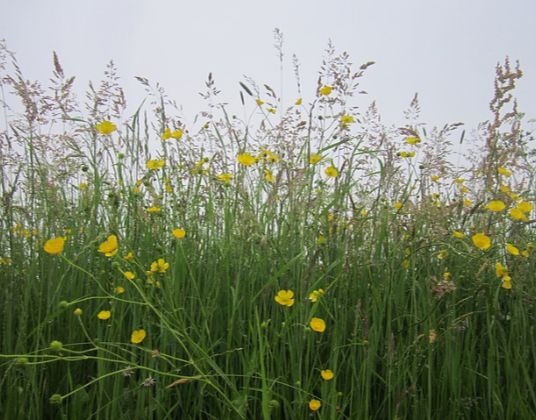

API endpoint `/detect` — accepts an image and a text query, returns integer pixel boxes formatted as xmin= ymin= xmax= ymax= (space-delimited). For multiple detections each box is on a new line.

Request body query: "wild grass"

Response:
xmin=0 ymin=37 xmax=535 ymax=419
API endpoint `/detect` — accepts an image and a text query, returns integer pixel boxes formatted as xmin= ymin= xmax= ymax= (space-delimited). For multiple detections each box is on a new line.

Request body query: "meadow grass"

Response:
xmin=0 ymin=41 xmax=535 ymax=419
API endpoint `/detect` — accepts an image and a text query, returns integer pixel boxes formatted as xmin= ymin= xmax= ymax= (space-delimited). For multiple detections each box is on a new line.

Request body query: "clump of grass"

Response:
xmin=0 ymin=36 xmax=535 ymax=419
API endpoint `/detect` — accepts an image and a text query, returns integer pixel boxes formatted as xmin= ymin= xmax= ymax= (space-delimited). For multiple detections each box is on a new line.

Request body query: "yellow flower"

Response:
xmin=506 ymin=243 xmax=520 ymax=256
xmin=325 ymin=166 xmax=339 ymax=178
xmin=146 ymin=159 xmax=165 ymax=170
xmin=131 ymin=329 xmax=147 ymax=344
xmin=162 ymin=127 xmax=183 ymax=140
xmin=437 ymin=249 xmax=448 ymax=260
xmin=124 ymin=271 xmax=135 ymax=281
xmin=485 ymin=200 xmax=506 ymax=212
xmin=150 ymin=258 xmax=169 ymax=273
xmin=308 ymin=399 xmax=321 ymax=411
xmin=95 ymin=120 xmax=117 ymax=135
xmin=463 ymin=198 xmax=473 ymax=207
xmin=257 ymin=150 xmax=280 ymax=163
xmin=340 ymin=114 xmax=355 ymax=126
xmin=309 ymin=153 xmax=322 ymax=165
xmin=216 ymin=173 xmax=233 ymax=184
xmin=274 ymin=290 xmax=295 ymax=307
xmin=264 ymin=170 xmax=274 ymax=183
xmin=147 ymin=206 xmax=161 ymax=213
xmin=237 ymin=153 xmax=256 ymax=167
xmin=123 ymin=251 xmax=134 ymax=261
xmin=455 ymin=178 xmax=465 ymax=185
xmin=172 ymin=228 xmax=186 ymax=239
xmin=393 ymin=202 xmax=403 ymax=210
xmin=495 ymin=262 xmax=507 ymax=278
xmin=452 ymin=231 xmax=465 ymax=239
xmin=308 ymin=288 xmax=325 ymax=303
xmin=471 ymin=233 xmax=491 ymax=251
xmin=115 ymin=286 xmax=125 ymax=294
xmin=79 ymin=182 xmax=88 ymax=190
xmin=405 ymin=136 xmax=421 ymax=145
xmin=517 ymin=201 xmax=533 ymax=213
xmin=97 ymin=310 xmax=111 ymax=320
xmin=295 ymin=98 xmax=302 ymax=106
xmin=73 ymin=308 xmax=83 ymax=316
xmin=498 ymin=167 xmax=512 ymax=177
xmin=319 ymin=85 xmax=333 ymax=96
xmin=509 ymin=207 xmax=528 ymax=222
xmin=255 ymin=98 xmax=265 ymax=106
xmin=310 ymin=317 xmax=326 ymax=333
xmin=267 ymin=107 xmax=277 ymax=114
xmin=501 ymin=275 xmax=512 ymax=289
xmin=44 ymin=237 xmax=66 ymax=255
xmin=98 ymin=235 xmax=118 ymax=257
xmin=398 ymin=151 xmax=416 ymax=158
xmin=431 ymin=175 xmax=440 ymax=183
xmin=320 ymin=369 xmax=334 ymax=381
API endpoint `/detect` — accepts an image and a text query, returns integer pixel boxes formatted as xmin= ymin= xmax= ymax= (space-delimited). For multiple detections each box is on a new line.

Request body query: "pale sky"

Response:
xmin=2 ymin=0 xmax=535 ymax=131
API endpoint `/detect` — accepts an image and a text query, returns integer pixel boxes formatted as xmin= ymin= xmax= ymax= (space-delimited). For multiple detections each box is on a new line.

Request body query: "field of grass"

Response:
xmin=1 ymin=42 xmax=536 ymax=419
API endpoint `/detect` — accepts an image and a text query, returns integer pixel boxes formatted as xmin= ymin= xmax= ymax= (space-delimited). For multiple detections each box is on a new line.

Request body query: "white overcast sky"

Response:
xmin=1 ymin=0 xmax=535 ymax=131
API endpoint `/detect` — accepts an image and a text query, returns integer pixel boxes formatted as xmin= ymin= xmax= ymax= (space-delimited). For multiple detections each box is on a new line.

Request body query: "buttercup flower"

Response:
xmin=162 ymin=127 xmax=183 ymax=140
xmin=498 ymin=167 xmax=512 ymax=177
xmin=506 ymin=243 xmax=520 ymax=256
xmin=172 ymin=228 xmax=186 ymax=239
xmin=485 ymin=200 xmax=506 ymax=212
xmin=308 ymin=288 xmax=325 ymax=303
xmin=216 ymin=173 xmax=233 ymax=184
xmin=131 ymin=329 xmax=147 ymax=344
xmin=95 ymin=120 xmax=116 ymax=135
xmin=264 ymin=170 xmax=274 ymax=183
xmin=309 ymin=399 xmax=321 ymax=411
xmin=405 ymin=136 xmax=421 ymax=145
xmin=310 ymin=317 xmax=326 ymax=333
xmin=309 ymin=153 xmax=322 ymax=164
xmin=340 ymin=114 xmax=355 ymax=126
xmin=151 ymin=258 xmax=169 ymax=273
xmin=325 ymin=166 xmax=339 ymax=178
xmin=274 ymin=290 xmax=295 ymax=307
xmin=98 ymin=235 xmax=118 ymax=257
xmin=44 ymin=237 xmax=65 ymax=255
xmin=517 ymin=201 xmax=533 ymax=213
xmin=146 ymin=159 xmax=165 ymax=171
xmin=97 ymin=310 xmax=111 ymax=320
xmin=319 ymin=85 xmax=332 ymax=96
xmin=471 ymin=233 xmax=491 ymax=251
xmin=237 ymin=153 xmax=256 ymax=167
xmin=495 ymin=262 xmax=507 ymax=278
xmin=124 ymin=271 xmax=135 ymax=281
xmin=320 ymin=369 xmax=334 ymax=381
xmin=509 ymin=207 xmax=528 ymax=222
